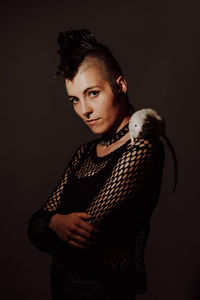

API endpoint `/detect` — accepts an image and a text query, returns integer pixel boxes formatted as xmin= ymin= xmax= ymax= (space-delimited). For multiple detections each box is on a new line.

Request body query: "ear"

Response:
xmin=116 ymin=75 xmax=128 ymax=94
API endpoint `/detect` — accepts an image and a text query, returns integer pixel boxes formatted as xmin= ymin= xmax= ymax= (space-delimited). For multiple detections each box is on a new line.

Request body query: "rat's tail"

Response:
xmin=162 ymin=133 xmax=178 ymax=194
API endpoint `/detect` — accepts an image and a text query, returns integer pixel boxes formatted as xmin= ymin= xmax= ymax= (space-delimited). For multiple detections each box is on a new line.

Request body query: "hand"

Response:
xmin=49 ymin=212 xmax=101 ymax=249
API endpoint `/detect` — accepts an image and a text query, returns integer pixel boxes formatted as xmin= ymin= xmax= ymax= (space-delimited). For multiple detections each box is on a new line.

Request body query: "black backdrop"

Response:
xmin=1 ymin=0 xmax=200 ymax=299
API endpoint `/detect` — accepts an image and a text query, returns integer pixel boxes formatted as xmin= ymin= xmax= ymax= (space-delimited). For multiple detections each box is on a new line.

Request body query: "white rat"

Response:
xmin=129 ymin=108 xmax=178 ymax=194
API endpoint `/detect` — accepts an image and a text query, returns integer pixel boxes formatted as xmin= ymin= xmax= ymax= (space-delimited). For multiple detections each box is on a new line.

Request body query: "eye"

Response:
xmin=88 ymin=90 xmax=100 ymax=97
xmin=69 ymin=98 xmax=79 ymax=104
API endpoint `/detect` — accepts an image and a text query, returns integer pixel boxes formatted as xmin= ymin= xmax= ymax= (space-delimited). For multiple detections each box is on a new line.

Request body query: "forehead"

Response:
xmin=65 ymin=65 xmax=107 ymax=93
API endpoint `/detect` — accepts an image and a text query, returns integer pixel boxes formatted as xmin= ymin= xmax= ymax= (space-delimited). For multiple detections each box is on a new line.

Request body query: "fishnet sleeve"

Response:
xmin=27 ymin=143 xmax=89 ymax=255
xmin=85 ymin=138 xmax=165 ymax=273
xmin=86 ymin=138 xmax=163 ymax=226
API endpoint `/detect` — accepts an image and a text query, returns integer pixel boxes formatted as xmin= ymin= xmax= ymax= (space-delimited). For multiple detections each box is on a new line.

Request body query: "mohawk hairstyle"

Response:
xmin=55 ymin=28 xmax=101 ymax=80
xmin=54 ymin=28 xmax=130 ymax=102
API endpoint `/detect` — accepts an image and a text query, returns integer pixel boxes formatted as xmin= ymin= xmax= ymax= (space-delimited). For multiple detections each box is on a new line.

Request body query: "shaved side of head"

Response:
xmin=78 ymin=56 xmax=111 ymax=84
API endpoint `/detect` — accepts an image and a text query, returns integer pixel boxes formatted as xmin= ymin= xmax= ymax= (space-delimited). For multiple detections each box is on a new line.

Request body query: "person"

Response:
xmin=27 ymin=28 xmax=165 ymax=300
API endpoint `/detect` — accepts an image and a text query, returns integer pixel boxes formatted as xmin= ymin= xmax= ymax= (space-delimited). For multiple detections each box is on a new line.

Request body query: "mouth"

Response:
xmin=86 ymin=118 xmax=100 ymax=125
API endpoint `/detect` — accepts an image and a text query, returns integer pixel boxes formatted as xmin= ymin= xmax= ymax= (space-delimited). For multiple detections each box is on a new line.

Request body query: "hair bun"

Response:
xmin=55 ymin=27 xmax=122 ymax=82
xmin=57 ymin=28 xmax=99 ymax=56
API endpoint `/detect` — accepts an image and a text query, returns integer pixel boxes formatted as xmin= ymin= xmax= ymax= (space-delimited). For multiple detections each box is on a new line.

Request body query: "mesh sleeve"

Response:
xmin=85 ymin=137 xmax=165 ymax=272
xmin=27 ymin=143 xmax=89 ymax=255
xmin=86 ymin=138 xmax=164 ymax=226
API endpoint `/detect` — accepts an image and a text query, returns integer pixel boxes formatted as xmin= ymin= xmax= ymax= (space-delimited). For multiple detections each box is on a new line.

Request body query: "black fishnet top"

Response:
xmin=27 ymin=136 xmax=165 ymax=294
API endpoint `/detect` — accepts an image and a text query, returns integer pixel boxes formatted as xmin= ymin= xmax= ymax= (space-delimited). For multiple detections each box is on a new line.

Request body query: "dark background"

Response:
xmin=1 ymin=0 xmax=200 ymax=299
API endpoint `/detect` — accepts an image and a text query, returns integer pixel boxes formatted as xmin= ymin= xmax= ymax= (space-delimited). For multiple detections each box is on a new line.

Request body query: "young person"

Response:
xmin=27 ymin=28 xmax=165 ymax=300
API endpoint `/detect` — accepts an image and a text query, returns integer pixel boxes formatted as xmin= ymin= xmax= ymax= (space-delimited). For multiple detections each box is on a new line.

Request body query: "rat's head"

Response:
xmin=129 ymin=109 xmax=148 ymax=138
xmin=129 ymin=108 xmax=165 ymax=141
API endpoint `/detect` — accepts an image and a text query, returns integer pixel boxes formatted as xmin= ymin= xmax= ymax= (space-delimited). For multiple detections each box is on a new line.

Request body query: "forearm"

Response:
xmin=27 ymin=143 xmax=88 ymax=255
xmin=27 ymin=209 xmax=67 ymax=255
xmin=49 ymin=213 xmax=62 ymax=231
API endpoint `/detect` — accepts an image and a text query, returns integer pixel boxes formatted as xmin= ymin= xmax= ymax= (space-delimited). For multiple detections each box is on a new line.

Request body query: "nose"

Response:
xmin=80 ymin=99 xmax=93 ymax=118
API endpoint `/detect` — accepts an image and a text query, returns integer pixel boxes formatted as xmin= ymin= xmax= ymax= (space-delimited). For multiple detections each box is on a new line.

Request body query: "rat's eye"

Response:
xmin=135 ymin=124 xmax=137 ymax=127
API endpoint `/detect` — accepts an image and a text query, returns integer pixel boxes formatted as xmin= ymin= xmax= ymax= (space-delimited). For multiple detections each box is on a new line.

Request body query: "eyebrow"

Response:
xmin=67 ymin=85 xmax=101 ymax=99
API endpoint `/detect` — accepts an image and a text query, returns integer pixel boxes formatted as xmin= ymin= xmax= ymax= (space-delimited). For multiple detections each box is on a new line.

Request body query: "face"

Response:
xmin=65 ymin=66 xmax=127 ymax=135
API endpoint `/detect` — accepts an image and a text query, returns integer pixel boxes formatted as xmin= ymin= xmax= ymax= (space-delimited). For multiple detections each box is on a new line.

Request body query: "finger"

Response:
xmin=75 ymin=212 xmax=92 ymax=219
xmin=68 ymin=239 xmax=86 ymax=249
xmin=71 ymin=226 xmax=92 ymax=240
xmin=77 ymin=213 xmax=101 ymax=235
xmin=78 ymin=219 xmax=102 ymax=237
xmin=70 ymin=233 xmax=92 ymax=247
xmin=71 ymin=226 xmax=99 ymax=243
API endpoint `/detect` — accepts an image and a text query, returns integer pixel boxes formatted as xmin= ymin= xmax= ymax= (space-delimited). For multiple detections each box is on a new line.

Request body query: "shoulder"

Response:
xmin=125 ymin=136 xmax=165 ymax=163
xmin=129 ymin=136 xmax=164 ymax=151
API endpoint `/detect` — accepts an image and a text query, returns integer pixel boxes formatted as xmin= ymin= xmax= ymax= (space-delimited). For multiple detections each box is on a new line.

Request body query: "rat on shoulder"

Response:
xmin=128 ymin=108 xmax=178 ymax=194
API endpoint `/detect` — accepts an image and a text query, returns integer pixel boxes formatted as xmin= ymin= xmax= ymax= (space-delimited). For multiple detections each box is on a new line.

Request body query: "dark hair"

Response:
xmin=54 ymin=28 xmax=131 ymax=105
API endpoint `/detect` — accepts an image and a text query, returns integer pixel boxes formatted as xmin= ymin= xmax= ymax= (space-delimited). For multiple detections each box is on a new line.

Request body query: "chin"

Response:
xmin=87 ymin=120 xmax=112 ymax=135
xmin=89 ymin=127 xmax=104 ymax=135
xmin=87 ymin=124 xmax=106 ymax=135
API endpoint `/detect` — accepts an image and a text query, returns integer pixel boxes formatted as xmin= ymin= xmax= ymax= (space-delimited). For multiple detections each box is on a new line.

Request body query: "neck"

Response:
xmin=116 ymin=115 xmax=131 ymax=132
xmin=100 ymin=119 xmax=130 ymax=146
xmin=100 ymin=102 xmax=133 ymax=147
xmin=103 ymin=103 xmax=133 ymax=138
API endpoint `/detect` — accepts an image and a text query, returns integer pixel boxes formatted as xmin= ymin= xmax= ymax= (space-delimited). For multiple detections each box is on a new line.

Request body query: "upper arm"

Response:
xmin=86 ymin=138 xmax=165 ymax=226
xmin=42 ymin=142 xmax=90 ymax=212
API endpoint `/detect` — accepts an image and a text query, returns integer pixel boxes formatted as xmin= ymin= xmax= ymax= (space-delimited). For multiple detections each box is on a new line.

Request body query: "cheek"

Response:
xmin=73 ymin=105 xmax=79 ymax=114
xmin=98 ymin=93 xmax=115 ymax=111
xmin=73 ymin=105 xmax=82 ymax=119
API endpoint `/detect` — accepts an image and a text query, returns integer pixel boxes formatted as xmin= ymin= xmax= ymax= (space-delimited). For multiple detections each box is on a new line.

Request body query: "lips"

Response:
xmin=87 ymin=118 xmax=99 ymax=123
xmin=86 ymin=118 xmax=100 ymax=125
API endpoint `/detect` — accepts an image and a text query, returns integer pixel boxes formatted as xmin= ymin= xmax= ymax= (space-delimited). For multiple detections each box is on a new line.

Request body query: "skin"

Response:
xmin=49 ymin=212 xmax=101 ymax=249
xmin=49 ymin=64 xmax=131 ymax=249
xmin=65 ymin=65 xmax=130 ymax=138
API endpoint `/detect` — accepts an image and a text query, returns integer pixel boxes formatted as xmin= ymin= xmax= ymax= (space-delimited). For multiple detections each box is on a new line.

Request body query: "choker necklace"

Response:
xmin=100 ymin=122 xmax=129 ymax=146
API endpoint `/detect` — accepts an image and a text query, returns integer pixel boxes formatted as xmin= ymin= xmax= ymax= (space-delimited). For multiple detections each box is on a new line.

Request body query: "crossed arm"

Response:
xmin=27 ymin=138 xmax=164 ymax=255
